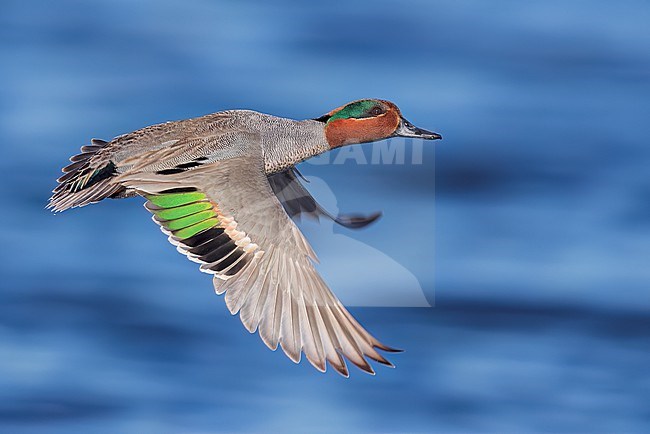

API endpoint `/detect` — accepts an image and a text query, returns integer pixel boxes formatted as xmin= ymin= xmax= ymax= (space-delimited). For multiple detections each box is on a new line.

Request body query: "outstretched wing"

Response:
xmin=268 ymin=167 xmax=382 ymax=229
xmin=118 ymin=155 xmax=399 ymax=376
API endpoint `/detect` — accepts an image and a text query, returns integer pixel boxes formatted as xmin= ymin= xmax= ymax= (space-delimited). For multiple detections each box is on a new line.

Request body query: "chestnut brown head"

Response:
xmin=315 ymin=99 xmax=441 ymax=148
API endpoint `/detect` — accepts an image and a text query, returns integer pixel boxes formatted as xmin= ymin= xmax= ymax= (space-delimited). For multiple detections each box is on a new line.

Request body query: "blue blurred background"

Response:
xmin=1 ymin=0 xmax=649 ymax=432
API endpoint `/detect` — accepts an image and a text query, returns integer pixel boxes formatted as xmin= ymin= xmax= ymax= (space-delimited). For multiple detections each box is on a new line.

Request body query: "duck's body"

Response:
xmin=49 ymin=99 xmax=441 ymax=376
xmin=51 ymin=111 xmax=331 ymax=210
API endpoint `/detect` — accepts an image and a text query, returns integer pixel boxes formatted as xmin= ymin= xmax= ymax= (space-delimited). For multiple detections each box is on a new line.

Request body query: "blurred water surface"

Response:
xmin=1 ymin=0 xmax=649 ymax=432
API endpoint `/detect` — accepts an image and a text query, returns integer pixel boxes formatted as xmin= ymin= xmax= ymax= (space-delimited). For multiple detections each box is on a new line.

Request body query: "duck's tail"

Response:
xmin=47 ymin=139 xmax=125 ymax=212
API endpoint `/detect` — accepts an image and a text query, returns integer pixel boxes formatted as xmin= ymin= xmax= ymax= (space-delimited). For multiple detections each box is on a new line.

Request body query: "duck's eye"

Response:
xmin=369 ymin=106 xmax=384 ymax=116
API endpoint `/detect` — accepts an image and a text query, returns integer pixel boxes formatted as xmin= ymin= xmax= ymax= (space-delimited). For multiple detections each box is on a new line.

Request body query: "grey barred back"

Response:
xmin=48 ymin=110 xmax=330 ymax=213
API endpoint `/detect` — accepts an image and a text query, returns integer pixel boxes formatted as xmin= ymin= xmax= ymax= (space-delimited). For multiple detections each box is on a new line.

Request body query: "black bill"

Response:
xmin=395 ymin=118 xmax=442 ymax=140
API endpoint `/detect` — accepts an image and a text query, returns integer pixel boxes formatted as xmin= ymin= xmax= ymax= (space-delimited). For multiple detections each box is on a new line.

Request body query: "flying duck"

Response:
xmin=49 ymin=99 xmax=442 ymax=376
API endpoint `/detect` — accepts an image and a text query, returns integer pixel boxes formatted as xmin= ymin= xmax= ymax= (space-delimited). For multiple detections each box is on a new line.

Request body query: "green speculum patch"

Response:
xmin=165 ymin=210 xmax=217 ymax=231
xmin=173 ymin=218 xmax=220 ymax=239
xmin=154 ymin=202 xmax=213 ymax=220
xmin=147 ymin=191 xmax=207 ymax=208
xmin=145 ymin=192 xmax=220 ymax=239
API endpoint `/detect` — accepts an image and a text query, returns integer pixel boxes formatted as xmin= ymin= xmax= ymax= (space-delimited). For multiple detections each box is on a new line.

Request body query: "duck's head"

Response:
xmin=315 ymin=99 xmax=442 ymax=148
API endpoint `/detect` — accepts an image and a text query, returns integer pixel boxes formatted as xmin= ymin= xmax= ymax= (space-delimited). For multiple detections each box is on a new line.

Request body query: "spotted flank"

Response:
xmin=144 ymin=188 xmax=260 ymax=277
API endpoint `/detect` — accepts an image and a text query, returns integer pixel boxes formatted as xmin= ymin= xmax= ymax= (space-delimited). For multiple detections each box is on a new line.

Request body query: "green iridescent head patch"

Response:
xmin=319 ymin=99 xmax=387 ymax=123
